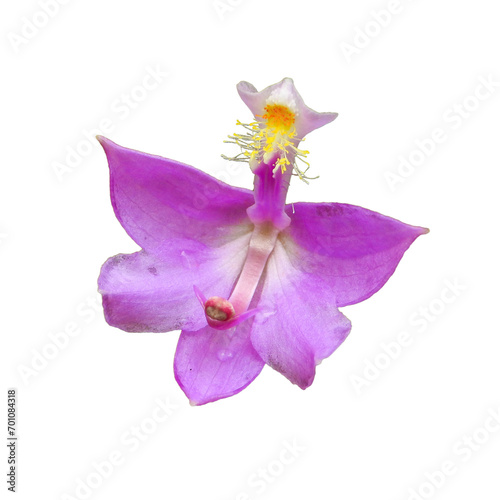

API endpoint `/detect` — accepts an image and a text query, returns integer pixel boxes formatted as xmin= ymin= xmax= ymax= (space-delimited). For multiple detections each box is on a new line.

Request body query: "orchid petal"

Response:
xmin=97 ymin=136 xmax=254 ymax=259
xmin=97 ymin=137 xmax=258 ymax=333
xmin=283 ymin=202 xmax=428 ymax=307
xmin=237 ymin=78 xmax=337 ymax=138
xmin=249 ymin=240 xmax=352 ymax=389
xmin=98 ymin=231 xmax=251 ymax=332
xmin=174 ymin=321 xmax=265 ymax=405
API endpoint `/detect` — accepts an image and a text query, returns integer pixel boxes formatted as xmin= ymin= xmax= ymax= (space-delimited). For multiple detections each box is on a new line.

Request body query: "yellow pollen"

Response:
xmin=222 ymin=105 xmax=316 ymax=182
xmin=261 ymin=104 xmax=295 ymax=132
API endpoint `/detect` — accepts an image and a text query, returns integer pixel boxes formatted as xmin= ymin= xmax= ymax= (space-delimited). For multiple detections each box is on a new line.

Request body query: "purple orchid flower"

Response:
xmin=97 ymin=78 xmax=427 ymax=405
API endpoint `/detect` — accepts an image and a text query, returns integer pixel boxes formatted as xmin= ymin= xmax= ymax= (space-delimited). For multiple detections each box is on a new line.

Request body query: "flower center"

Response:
xmin=222 ymin=103 xmax=311 ymax=179
xmin=261 ymin=104 xmax=295 ymax=133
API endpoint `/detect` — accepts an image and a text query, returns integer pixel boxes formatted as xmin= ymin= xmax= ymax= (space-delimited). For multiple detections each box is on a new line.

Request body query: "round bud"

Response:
xmin=205 ymin=297 xmax=235 ymax=322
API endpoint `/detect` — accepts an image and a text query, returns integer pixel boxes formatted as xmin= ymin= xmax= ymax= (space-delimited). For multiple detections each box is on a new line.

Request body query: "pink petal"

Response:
xmin=98 ymin=232 xmax=250 ymax=332
xmin=97 ymin=136 xmax=255 ymax=332
xmin=174 ymin=321 xmax=264 ymax=405
xmin=283 ymin=202 xmax=428 ymax=307
xmin=250 ymin=240 xmax=352 ymax=389
xmin=97 ymin=136 xmax=254 ymax=259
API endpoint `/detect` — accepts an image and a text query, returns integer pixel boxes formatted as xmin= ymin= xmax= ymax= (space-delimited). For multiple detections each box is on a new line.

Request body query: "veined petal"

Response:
xmin=97 ymin=136 xmax=254 ymax=259
xmin=249 ymin=240 xmax=352 ymax=389
xmin=283 ymin=202 xmax=428 ymax=307
xmin=98 ymin=233 xmax=251 ymax=333
xmin=97 ymin=137 xmax=257 ymax=333
xmin=237 ymin=77 xmax=338 ymax=139
xmin=174 ymin=321 xmax=265 ymax=405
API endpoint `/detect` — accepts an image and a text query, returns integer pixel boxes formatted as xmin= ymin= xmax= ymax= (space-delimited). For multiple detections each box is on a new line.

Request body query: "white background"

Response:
xmin=2 ymin=0 xmax=500 ymax=499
